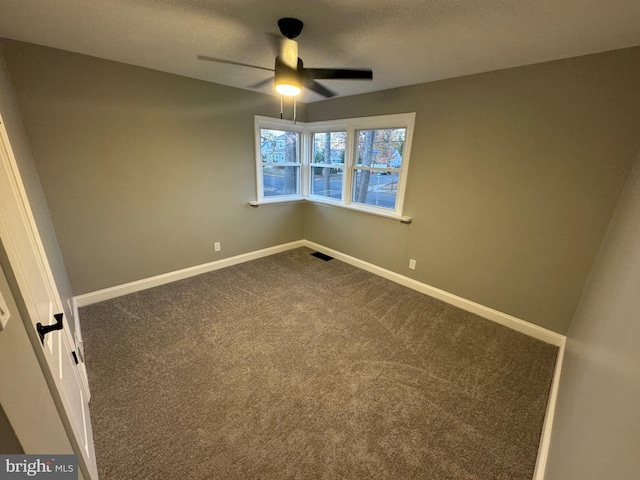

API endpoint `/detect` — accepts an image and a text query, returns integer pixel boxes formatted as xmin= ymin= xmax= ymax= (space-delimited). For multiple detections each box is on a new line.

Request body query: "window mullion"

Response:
xmin=255 ymin=113 xmax=414 ymax=214
xmin=343 ymin=123 xmax=356 ymax=207
xmin=300 ymin=129 xmax=310 ymax=198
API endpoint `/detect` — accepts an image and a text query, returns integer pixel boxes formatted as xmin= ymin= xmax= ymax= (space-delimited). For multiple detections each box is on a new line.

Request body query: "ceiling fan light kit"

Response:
xmin=274 ymin=57 xmax=302 ymax=97
xmin=275 ymin=83 xmax=301 ymax=97
xmin=198 ymin=17 xmax=373 ymax=109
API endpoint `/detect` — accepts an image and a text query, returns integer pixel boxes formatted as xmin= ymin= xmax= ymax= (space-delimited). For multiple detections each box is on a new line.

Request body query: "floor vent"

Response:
xmin=311 ymin=251 xmax=334 ymax=261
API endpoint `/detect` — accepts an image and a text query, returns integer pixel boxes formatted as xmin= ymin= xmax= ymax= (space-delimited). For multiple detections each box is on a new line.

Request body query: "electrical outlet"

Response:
xmin=214 ymin=242 xmax=221 ymax=252
xmin=409 ymin=259 xmax=416 ymax=270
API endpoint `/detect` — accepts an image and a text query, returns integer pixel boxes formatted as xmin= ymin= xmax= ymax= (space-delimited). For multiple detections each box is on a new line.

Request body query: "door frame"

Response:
xmin=0 ymin=113 xmax=98 ymax=479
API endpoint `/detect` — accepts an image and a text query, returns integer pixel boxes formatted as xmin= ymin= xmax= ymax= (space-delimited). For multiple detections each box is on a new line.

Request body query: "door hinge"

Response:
xmin=71 ymin=351 xmax=79 ymax=365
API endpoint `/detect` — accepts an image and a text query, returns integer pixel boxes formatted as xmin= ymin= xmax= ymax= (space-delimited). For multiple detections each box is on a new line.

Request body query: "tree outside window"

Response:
xmin=254 ymin=113 xmax=414 ymax=219
xmin=260 ymin=128 xmax=300 ymax=197
xmin=353 ymin=128 xmax=406 ymax=209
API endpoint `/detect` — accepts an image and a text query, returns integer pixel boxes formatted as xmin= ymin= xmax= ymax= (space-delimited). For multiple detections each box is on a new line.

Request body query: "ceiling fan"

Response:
xmin=197 ymin=17 xmax=373 ymax=99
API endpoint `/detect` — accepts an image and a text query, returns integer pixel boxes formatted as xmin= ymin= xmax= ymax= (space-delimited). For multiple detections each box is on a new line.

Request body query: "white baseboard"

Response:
xmin=302 ymin=240 xmax=564 ymax=480
xmin=76 ymin=239 xmax=565 ymax=346
xmin=303 ymin=241 xmax=565 ymax=347
xmin=74 ymin=240 xmax=305 ymax=307
xmin=75 ymin=238 xmax=564 ymax=478
xmin=533 ymin=336 xmax=565 ymax=480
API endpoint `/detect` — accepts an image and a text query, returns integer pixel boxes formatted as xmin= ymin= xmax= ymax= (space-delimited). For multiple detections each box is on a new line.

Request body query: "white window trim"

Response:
xmin=253 ymin=113 xmax=415 ymax=223
xmin=308 ymin=126 xmax=346 ymax=204
xmin=254 ymin=117 xmax=306 ymax=203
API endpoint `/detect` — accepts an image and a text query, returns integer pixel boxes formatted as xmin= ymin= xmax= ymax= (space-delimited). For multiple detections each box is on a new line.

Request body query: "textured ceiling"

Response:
xmin=0 ymin=0 xmax=639 ymax=102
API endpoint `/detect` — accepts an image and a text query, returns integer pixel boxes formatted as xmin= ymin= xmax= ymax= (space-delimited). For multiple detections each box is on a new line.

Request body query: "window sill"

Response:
xmin=249 ymin=197 xmax=412 ymax=224
xmin=309 ymin=198 xmax=413 ymax=224
xmin=249 ymin=197 xmax=304 ymax=207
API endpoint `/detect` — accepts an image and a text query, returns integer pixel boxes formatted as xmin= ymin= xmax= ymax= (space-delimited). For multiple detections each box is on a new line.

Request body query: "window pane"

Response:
xmin=260 ymin=129 xmax=299 ymax=163
xmin=263 ymin=166 xmax=299 ymax=196
xmin=312 ymin=131 xmax=346 ymax=166
xmin=356 ymin=128 xmax=405 ymax=168
xmin=311 ymin=166 xmax=343 ymax=200
xmin=352 ymin=169 xmax=398 ymax=209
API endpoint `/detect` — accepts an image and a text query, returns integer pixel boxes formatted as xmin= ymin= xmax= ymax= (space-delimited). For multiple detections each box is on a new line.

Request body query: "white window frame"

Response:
xmin=308 ymin=127 xmax=347 ymax=204
xmin=253 ymin=113 xmax=415 ymax=222
xmin=254 ymin=117 xmax=306 ymax=203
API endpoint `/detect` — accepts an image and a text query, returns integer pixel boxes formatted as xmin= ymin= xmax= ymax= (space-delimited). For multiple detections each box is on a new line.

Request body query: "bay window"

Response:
xmin=254 ymin=113 xmax=415 ymax=221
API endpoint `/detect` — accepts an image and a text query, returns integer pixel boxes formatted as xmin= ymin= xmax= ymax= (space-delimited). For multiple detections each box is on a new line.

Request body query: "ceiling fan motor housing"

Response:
xmin=198 ymin=17 xmax=371 ymax=98
xmin=278 ymin=18 xmax=304 ymax=39
xmin=274 ymin=57 xmax=303 ymax=94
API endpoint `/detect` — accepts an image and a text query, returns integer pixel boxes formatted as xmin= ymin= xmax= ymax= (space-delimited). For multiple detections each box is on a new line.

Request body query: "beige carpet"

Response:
xmin=80 ymin=247 xmax=557 ymax=479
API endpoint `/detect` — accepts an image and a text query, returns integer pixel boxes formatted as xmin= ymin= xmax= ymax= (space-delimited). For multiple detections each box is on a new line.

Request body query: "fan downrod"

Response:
xmin=278 ymin=18 xmax=304 ymax=40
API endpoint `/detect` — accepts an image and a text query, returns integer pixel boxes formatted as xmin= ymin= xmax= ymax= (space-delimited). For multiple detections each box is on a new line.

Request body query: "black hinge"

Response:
xmin=71 ymin=351 xmax=79 ymax=365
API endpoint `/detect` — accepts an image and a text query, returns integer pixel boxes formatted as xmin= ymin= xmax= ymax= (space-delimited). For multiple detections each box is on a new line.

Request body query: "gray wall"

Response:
xmin=0 ymin=39 xmax=305 ymax=295
xmin=545 ymin=152 xmax=640 ymax=479
xmin=0 ymin=45 xmax=83 ymax=472
xmin=306 ymin=47 xmax=640 ymax=333
xmin=0 ymin=44 xmax=77 ymax=336
xmin=3 ymin=38 xmax=640 ymax=333
xmin=0 ymin=404 xmax=23 ymax=453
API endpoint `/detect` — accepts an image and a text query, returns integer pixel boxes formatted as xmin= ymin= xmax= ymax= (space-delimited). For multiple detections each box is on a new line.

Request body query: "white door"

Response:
xmin=0 ymin=116 xmax=98 ymax=479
